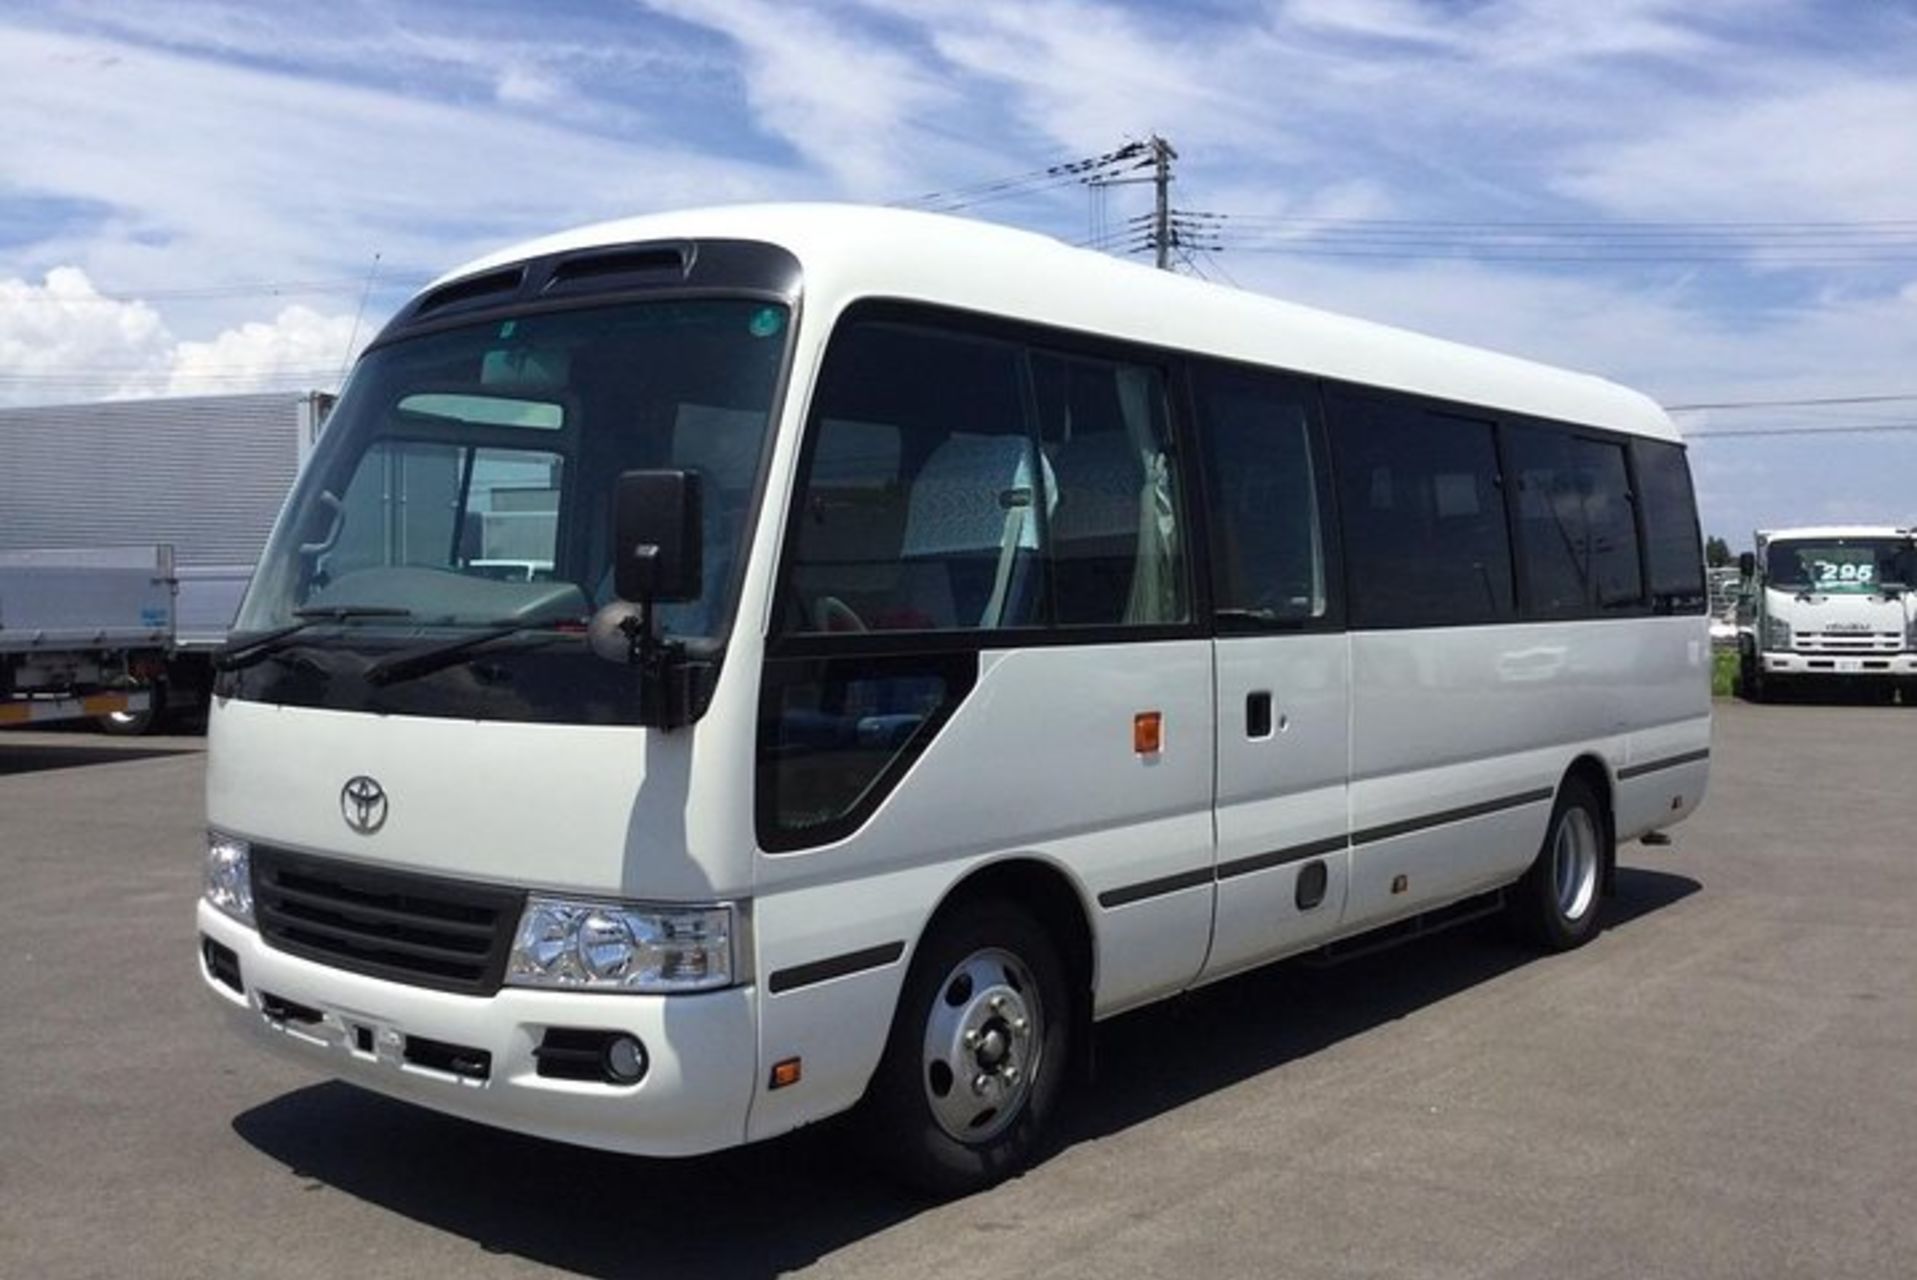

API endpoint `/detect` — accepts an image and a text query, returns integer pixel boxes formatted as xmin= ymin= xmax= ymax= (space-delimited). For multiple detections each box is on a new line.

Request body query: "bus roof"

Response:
xmin=437 ymin=203 xmax=1679 ymax=443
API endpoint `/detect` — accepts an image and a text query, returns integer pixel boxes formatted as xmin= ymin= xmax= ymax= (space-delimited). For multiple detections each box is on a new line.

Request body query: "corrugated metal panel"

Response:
xmin=0 ymin=392 xmax=314 ymax=567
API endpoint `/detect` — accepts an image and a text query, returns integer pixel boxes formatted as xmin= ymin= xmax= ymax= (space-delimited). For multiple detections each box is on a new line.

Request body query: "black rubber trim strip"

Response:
xmin=1097 ymin=866 xmax=1214 ymax=909
xmin=1618 ymin=748 xmax=1711 ymax=780
xmin=767 ymin=941 xmax=907 ymax=995
xmin=1096 ymin=784 xmax=1594 ymax=911
xmin=1350 ymin=788 xmax=1556 ymax=847
xmin=1216 ymin=834 xmax=1350 ymax=881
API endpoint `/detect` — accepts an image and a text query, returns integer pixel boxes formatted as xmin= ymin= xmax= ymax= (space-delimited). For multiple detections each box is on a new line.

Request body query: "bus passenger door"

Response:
xmin=1189 ymin=367 xmax=1352 ymax=981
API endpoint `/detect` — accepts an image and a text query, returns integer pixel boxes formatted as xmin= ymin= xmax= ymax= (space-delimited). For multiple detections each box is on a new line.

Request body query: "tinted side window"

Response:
xmin=782 ymin=323 xmax=1040 ymax=632
xmin=780 ymin=318 xmax=1190 ymax=634
xmin=1030 ymin=351 xmax=1187 ymax=626
xmin=1633 ymin=439 xmax=1707 ymax=613
xmin=1191 ymin=364 xmax=1333 ymax=626
xmin=1580 ymin=438 xmax=1643 ymax=609
xmin=1330 ymin=397 xmax=1514 ymax=627
xmin=1507 ymin=425 xmax=1644 ymax=616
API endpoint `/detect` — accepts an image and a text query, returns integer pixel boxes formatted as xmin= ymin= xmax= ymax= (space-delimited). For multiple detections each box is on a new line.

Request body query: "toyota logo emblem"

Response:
xmin=340 ymin=776 xmax=388 ymax=835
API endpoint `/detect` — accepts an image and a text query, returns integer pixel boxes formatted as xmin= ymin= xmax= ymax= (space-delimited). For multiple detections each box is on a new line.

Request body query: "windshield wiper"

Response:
xmin=214 ymin=606 xmax=414 ymax=672
xmin=362 ymin=620 xmax=579 ymax=687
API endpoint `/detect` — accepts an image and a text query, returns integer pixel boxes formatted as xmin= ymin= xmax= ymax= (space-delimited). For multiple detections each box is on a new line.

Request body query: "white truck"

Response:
xmin=0 ymin=390 xmax=330 ymax=731
xmin=1737 ymin=525 xmax=1917 ymax=703
xmin=0 ymin=545 xmax=175 ymax=728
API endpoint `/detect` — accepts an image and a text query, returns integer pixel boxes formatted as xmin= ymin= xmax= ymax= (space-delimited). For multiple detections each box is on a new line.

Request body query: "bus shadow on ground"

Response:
xmin=232 ymin=865 xmax=1698 ymax=1279
xmin=0 ymin=740 xmax=201 ymax=777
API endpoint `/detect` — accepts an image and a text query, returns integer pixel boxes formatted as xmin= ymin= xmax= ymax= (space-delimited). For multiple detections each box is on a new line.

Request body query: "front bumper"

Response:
xmin=1760 ymin=651 xmax=1917 ymax=678
xmin=197 ymin=901 xmax=759 ymax=1157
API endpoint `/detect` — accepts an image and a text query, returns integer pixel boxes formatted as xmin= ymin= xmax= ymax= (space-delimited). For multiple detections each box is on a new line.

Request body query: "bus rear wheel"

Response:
xmin=864 ymin=900 xmax=1070 ymax=1196
xmin=1508 ymin=776 xmax=1607 ymax=952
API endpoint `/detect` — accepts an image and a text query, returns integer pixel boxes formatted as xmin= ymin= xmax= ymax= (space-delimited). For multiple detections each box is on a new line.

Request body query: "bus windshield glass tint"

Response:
xmin=237 ymin=300 xmax=789 ymax=641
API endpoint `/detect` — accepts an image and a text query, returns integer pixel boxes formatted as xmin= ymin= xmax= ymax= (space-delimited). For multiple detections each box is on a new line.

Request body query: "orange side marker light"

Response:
xmin=1133 ymin=711 xmax=1163 ymax=756
xmin=769 ymin=1057 xmax=803 ymax=1090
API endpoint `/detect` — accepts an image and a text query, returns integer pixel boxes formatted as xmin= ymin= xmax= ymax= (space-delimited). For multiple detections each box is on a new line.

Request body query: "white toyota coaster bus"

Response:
xmin=197 ymin=205 xmax=1711 ymax=1193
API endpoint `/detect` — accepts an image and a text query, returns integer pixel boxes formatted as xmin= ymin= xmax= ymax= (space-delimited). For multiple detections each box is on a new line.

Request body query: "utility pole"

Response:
xmin=1150 ymin=134 xmax=1176 ymax=271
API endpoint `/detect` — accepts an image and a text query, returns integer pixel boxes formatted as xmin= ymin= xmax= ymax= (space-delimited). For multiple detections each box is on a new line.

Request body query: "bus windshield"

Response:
xmin=239 ymin=298 xmax=789 ymax=641
xmin=1764 ymin=537 xmax=1913 ymax=594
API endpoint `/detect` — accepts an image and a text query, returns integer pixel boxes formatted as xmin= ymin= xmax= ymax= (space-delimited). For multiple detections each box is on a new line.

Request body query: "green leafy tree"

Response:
xmin=1705 ymin=535 xmax=1731 ymax=567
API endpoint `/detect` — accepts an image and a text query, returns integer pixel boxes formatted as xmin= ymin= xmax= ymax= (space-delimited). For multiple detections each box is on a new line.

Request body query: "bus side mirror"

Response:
xmin=613 ymin=469 xmax=703 ymax=603
xmin=1737 ymin=551 xmax=1756 ymax=580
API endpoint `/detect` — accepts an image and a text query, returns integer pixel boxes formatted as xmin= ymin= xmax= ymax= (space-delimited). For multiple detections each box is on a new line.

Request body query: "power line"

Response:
xmin=1685 ymin=422 xmax=1917 ymax=440
xmin=894 ymin=143 xmax=1154 ymax=215
xmin=0 ymin=275 xmax=431 ymax=304
xmin=1667 ymin=393 xmax=1917 ymax=412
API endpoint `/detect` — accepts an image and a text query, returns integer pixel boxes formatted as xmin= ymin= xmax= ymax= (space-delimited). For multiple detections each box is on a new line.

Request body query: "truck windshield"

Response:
xmin=239 ymin=298 xmax=788 ymax=640
xmin=226 ymin=296 xmax=789 ymax=725
xmin=1764 ymin=537 xmax=1913 ymax=594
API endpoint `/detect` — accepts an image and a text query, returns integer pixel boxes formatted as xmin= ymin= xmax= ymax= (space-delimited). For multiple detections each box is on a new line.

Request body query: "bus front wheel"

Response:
xmin=865 ymin=900 xmax=1070 ymax=1196
xmin=1508 ymin=776 xmax=1607 ymax=952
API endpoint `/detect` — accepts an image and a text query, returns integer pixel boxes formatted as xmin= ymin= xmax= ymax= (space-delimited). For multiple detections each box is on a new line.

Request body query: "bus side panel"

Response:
xmin=1346 ymin=618 xmax=1684 ymax=926
xmin=1615 ymin=615 xmax=1713 ymax=841
xmin=747 ymin=640 xmax=1215 ymax=1142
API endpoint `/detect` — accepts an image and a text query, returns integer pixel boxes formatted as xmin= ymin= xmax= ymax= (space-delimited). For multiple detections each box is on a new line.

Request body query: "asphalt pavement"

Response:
xmin=3 ymin=700 xmax=1916 ymax=1279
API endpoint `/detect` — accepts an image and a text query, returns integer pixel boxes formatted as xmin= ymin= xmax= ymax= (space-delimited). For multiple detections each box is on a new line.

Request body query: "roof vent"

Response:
xmin=543 ymin=245 xmax=690 ymax=294
xmin=413 ymin=266 xmax=525 ymax=318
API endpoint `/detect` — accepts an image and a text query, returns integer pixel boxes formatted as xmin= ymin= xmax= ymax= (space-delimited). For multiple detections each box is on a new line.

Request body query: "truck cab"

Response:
xmin=1738 ymin=526 xmax=1917 ymax=702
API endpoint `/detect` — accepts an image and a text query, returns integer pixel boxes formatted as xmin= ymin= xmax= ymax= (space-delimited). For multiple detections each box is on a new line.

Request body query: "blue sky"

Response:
xmin=2 ymin=0 xmax=1915 ymax=543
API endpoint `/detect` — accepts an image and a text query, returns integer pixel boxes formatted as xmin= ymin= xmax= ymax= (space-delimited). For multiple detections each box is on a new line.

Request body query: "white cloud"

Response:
xmin=168 ymin=306 xmax=360 ymax=397
xmin=0 ymin=267 xmax=174 ymax=403
xmin=639 ymin=0 xmax=964 ymax=195
xmin=0 ymin=267 xmax=359 ymax=407
xmin=0 ymin=22 xmax=784 ymax=336
xmin=1559 ymin=78 xmax=1917 ymax=223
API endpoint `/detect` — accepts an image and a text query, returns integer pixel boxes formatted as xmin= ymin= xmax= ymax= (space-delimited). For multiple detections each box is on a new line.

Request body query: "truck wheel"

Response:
xmin=97 ymin=680 xmax=165 ymax=736
xmin=1507 ymin=776 xmax=1607 ymax=952
xmin=864 ymin=900 xmax=1071 ymax=1196
xmin=1738 ymin=652 xmax=1768 ymax=703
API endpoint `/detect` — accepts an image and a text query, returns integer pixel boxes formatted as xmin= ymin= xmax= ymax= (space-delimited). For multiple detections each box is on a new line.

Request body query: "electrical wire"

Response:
xmin=1667 ymin=393 xmax=1917 ymax=412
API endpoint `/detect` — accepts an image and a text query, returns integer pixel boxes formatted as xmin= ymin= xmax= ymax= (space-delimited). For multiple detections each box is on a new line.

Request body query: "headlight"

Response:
xmin=506 ymin=897 xmax=735 ymax=993
xmin=1764 ymin=616 xmax=1792 ymax=649
xmin=204 ymin=831 xmax=253 ymax=924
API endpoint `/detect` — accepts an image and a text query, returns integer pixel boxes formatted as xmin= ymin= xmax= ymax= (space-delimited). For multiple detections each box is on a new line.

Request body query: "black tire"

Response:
xmin=864 ymin=900 xmax=1072 ymax=1196
xmin=96 ymin=679 xmax=165 ymax=736
xmin=1507 ymin=776 xmax=1608 ymax=952
xmin=1738 ymin=649 xmax=1769 ymax=703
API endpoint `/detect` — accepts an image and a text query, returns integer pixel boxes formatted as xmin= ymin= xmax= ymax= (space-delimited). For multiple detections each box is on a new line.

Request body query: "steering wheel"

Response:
xmin=814 ymin=595 xmax=868 ymax=633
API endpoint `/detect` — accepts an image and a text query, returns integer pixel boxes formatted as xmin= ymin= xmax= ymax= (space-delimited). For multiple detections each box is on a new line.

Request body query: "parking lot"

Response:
xmin=3 ymin=699 xmax=1916 ymax=1278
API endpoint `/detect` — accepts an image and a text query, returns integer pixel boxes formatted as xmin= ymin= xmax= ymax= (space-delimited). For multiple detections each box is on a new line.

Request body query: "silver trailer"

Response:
xmin=0 ymin=391 xmax=330 ymax=730
xmin=0 ymin=545 xmax=171 ymax=727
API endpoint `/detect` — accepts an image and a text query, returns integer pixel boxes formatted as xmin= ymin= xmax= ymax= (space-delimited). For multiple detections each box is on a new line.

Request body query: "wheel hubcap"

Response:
xmin=922 ymin=947 xmax=1042 ymax=1143
xmin=1552 ymin=807 xmax=1600 ymax=922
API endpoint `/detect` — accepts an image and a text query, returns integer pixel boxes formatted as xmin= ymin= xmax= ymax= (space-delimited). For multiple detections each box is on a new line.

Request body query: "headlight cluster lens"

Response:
xmin=1764 ymin=616 xmax=1792 ymax=649
xmin=204 ymin=832 xmax=253 ymax=924
xmin=507 ymin=897 xmax=734 ymax=993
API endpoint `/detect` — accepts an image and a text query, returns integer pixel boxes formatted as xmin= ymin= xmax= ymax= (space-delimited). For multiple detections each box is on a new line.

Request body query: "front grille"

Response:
xmin=1794 ymin=631 xmax=1902 ymax=654
xmin=250 ymin=846 xmax=523 ymax=995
